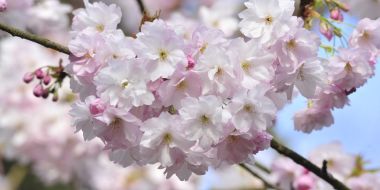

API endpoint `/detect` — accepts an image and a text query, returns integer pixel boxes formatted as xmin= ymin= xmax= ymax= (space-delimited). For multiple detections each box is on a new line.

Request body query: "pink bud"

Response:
xmin=330 ymin=9 xmax=343 ymax=21
xmin=33 ymin=84 xmax=44 ymax=97
xmin=320 ymin=22 xmax=333 ymax=41
xmin=43 ymin=75 xmax=51 ymax=85
xmin=35 ymin=68 xmax=45 ymax=79
xmin=0 ymin=0 xmax=7 ymax=12
xmin=42 ymin=89 xmax=50 ymax=99
xmin=89 ymin=98 xmax=106 ymax=115
xmin=23 ymin=72 xmax=34 ymax=83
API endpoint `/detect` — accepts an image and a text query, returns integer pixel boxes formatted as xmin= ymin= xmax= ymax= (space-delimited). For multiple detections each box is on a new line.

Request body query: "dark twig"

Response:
xmin=136 ymin=0 xmax=146 ymax=14
xmin=239 ymin=163 xmax=276 ymax=189
xmin=270 ymin=140 xmax=350 ymax=190
xmin=0 ymin=22 xmax=70 ymax=55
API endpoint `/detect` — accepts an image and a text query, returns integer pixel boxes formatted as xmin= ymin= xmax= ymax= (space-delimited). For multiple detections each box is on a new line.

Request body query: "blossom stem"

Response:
xmin=0 ymin=22 xmax=70 ymax=55
xmin=270 ymin=140 xmax=350 ymax=190
xmin=239 ymin=163 xmax=277 ymax=189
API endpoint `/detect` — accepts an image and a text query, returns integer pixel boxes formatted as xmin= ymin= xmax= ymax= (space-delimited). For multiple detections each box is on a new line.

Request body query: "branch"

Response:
xmin=0 ymin=22 xmax=70 ymax=55
xmin=136 ymin=0 xmax=146 ymax=14
xmin=270 ymin=140 xmax=350 ymax=190
xmin=239 ymin=163 xmax=277 ymax=189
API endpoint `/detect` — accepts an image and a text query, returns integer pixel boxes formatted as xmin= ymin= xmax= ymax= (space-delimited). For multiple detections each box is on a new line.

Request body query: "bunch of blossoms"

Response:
xmin=293 ymin=17 xmax=380 ymax=133
xmin=66 ymin=0 xmax=347 ymax=180
xmin=0 ymin=37 xmax=198 ymax=190
xmin=69 ymin=0 xmax=290 ymax=180
xmin=270 ymin=142 xmax=380 ymax=190
xmin=67 ymin=0 xmax=380 ymax=180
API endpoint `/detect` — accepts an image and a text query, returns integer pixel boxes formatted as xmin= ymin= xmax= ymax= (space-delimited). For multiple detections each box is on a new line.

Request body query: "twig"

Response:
xmin=0 ymin=22 xmax=70 ymax=55
xmin=254 ymin=162 xmax=271 ymax=174
xmin=136 ymin=0 xmax=146 ymax=14
xmin=239 ymin=163 xmax=276 ymax=189
xmin=270 ymin=140 xmax=350 ymax=190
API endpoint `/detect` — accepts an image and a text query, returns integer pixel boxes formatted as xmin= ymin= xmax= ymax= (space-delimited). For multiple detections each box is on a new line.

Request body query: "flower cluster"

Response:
xmin=271 ymin=142 xmax=380 ymax=190
xmin=67 ymin=0 xmax=379 ymax=180
xmin=0 ymin=35 xmax=197 ymax=190
xmin=294 ymin=17 xmax=380 ymax=133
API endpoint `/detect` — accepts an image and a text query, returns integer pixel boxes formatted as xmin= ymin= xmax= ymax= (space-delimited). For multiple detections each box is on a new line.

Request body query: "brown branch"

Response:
xmin=270 ymin=140 xmax=350 ymax=190
xmin=0 ymin=22 xmax=70 ymax=55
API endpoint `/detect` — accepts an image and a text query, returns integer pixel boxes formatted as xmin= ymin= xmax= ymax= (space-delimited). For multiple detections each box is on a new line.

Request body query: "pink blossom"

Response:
xmin=350 ymin=18 xmax=380 ymax=53
xmin=294 ymin=106 xmax=334 ymax=133
xmin=135 ymin=19 xmax=186 ymax=81
xmin=140 ymin=113 xmax=195 ymax=167
xmin=179 ymin=96 xmax=230 ymax=150
xmin=72 ymin=0 xmax=121 ymax=33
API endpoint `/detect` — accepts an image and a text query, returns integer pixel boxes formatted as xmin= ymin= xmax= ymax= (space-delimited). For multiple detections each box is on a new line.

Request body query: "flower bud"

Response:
xmin=23 ymin=72 xmax=34 ymax=83
xmin=42 ymin=89 xmax=50 ymax=99
xmin=89 ymin=98 xmax=106 ymax=115
xmin=43 ymin=75 xmax=51 ymax=85
xmin=0 ymin=0 xmax=7 ymax=12
xmin=319 ymin=22 xmax=333 ymax=41
xmin=330 ymin=9 xmax=342 ymax=21
xmin=35 ymin=68 xmax=45 ymax=79
xmin=33 ymin=84 xmax=44 ymax=97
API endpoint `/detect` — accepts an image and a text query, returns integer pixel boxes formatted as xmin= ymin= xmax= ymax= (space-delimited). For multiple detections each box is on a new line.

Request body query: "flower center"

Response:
xmin=241 ymin=61 xmax=251 ymax=73
xmin=243 ymin=104 xmax=254 ymax=113
xmin=176 ymin=80 xmax=187 ymax=90
xmin=121 ymin=79 xmax=129 ymax=89
xmin=287 ymin=39 xmax=297 ymax=49
xmin=345 ymin=62 xmax=353 ymax=72
xmin=200 ymin=43 xmax=208 ymax=54
xmin=96 ymin=24 xmax=105 ymax=32
xmin=216 ymin=67 xmax=223 ymax=76
xmin=265 ymin=16 xmax=273 ymax=25
xmin=159 ymin=49 xmax=168 ymax=61
xmin=163 ymin=133 xmax=172 ymax=144
xmin=200 ymin=114 xmax=210 ymax=125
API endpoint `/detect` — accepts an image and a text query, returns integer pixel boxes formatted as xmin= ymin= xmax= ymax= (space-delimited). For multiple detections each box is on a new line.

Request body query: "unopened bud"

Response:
xmin=43 ymin=75 xmax=51 ymax=85
xmin=23 ymin=72 xmax=34 ymax=83
xmin=330 ymin=9 xmax=343 ymax=21
xmin=319 ymin=21 xmax=333 ymax=41
xmin=33 ymin=84 xmax=44 ymax=97
xmin=35 ymin=68 xmax=45 ymax=79
xmin=42 ymin=89 xmax=50 ymax=99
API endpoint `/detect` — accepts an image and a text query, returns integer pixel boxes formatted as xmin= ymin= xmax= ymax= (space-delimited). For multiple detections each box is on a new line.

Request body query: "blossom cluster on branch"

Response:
xmin=66 ymin=0 xmax=380 ymax=180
